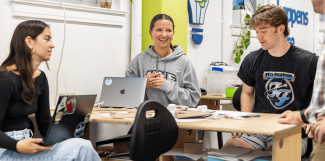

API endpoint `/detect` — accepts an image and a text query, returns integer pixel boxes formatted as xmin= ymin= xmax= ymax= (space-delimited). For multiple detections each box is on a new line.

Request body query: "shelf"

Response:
xmin=231 ymin=24 xmax=257 ymax=38
xmin=10 ymin=0 xmax=129 ymax=27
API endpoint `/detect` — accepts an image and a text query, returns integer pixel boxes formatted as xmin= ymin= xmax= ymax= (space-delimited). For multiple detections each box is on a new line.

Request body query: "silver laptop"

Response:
xmin=99 ymin=77 xmax=146 ymax=108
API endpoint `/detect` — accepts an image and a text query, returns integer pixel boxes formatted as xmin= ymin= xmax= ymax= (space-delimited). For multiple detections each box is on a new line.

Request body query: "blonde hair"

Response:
xmin=249 ymin=5 xmax=290 ymax=37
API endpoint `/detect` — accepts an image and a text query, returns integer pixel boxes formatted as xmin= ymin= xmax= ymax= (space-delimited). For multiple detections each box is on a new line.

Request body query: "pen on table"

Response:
xmin=242 ymin=115 xmax=261 ymax=118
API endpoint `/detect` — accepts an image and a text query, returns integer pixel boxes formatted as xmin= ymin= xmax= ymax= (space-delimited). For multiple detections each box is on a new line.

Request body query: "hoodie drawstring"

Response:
xmin=156 ymin=57 xmax=159 ymax=73
xmin=164 ymin=59 xmax=167 ymax=78
xmin=156 ymin=57 xmax=167 ymax=78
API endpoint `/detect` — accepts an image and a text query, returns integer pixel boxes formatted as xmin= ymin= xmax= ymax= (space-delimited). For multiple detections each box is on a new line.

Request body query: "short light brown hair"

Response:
xmin=249 ymin=5 xmax=290 ymax=37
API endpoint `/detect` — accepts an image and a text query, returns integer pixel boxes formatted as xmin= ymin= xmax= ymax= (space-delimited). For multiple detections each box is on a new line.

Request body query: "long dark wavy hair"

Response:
xmin=0 ymin=20 xmax=49 ymax=105
xmin=150 ymin=14 xmax=175 ymax=49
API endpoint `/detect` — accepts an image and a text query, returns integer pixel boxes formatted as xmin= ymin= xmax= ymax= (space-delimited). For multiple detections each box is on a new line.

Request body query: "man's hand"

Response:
xmin=150 ymin=77 xmax=164 ymax=89
xmin=304 ymin=124 xmax=314 ymax=138
xmin=232 ymin=132 xmax=250 ymax=139
xmin=144 ymin=72 xmax=161 ymax=88
xmin=278 ymin=110 xmax=304 ymax=125
xmin=17 ymin=138 xmax=52 ymax=154
xmin=312 ymin=116 xmax=325 ymax=144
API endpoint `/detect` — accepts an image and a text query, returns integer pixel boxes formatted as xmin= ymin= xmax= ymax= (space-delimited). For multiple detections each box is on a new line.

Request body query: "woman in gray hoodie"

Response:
xmin=125 ymin=14 xmax=201 ymax=108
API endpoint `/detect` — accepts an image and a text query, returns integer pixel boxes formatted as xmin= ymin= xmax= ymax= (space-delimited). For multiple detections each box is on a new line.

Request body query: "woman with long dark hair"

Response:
xmin=0 ymin=20 xmax=100 ymax=160
xmin=125 ymin=14 xmax=201 ymax=108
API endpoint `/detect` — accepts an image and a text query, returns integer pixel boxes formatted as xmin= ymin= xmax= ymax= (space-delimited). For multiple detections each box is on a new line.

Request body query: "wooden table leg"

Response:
xmin=272 ymin=128 xmax=301 ymax=161
xmin=159 ymin=129 xmax=197 ymax=161
xmin=84 ymin=124 xmax=90 ymax=140
xmin=200 ymin=99 xmax=220 ymax=110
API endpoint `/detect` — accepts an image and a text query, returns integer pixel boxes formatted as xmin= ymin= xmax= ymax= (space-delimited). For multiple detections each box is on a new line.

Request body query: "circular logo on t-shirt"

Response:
xmin=264 ymin=72 xmax=295 ymax=110
xmin=105 ymin=78 xmax=112 ymax=86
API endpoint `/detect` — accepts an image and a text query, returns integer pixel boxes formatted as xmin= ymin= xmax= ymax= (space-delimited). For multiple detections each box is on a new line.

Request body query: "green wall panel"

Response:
xmin=142 ymin=0 xmax=187 ymax=54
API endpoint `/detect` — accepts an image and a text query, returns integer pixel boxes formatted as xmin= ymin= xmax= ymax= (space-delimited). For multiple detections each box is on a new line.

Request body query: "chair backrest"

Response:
xmin=129 ymin=100 xmax=178 ymax=161
xmin=232 ymin=85 xmax=242 ymax=111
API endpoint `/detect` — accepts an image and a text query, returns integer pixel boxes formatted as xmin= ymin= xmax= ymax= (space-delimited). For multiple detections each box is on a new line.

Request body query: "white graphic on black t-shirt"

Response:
xmin=146 ymin=70 xmax=177 ymax=82
xmin=263 ymin=72 xmax=295 ymax=110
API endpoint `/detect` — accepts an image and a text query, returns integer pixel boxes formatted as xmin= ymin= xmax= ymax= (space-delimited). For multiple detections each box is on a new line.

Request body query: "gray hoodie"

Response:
xmin=125 ymin=45 xmax=201 ymax=108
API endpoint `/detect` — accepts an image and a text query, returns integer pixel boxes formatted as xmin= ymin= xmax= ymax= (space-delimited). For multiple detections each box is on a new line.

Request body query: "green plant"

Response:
xmin=232 ymin=5 xmax=251 ymax=64
xmin=130 ymin=0 xmax=132 ymax=2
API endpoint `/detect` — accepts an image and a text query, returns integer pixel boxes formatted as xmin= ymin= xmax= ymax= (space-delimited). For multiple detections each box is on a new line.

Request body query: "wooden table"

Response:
xmin=89 ymin=112 xmax=302 ymax=161
xmin=200 ymin=95 xmax=232 ymax=110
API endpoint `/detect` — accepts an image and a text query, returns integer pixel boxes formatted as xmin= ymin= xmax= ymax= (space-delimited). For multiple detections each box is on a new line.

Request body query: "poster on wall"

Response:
xmin=233 ymin=0 xmax=256 ymax=14
xmin=188 ymin=0 xmax=210 ymax=45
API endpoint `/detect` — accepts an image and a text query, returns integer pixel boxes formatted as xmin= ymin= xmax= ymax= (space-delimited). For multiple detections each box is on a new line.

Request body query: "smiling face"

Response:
xmin=149 ymin=19 xmax=174 ymax=50
xmin=30 ymin=27 xmax=55 ymax=62
xmin=254 ymin=23 xmax=285 ymax=50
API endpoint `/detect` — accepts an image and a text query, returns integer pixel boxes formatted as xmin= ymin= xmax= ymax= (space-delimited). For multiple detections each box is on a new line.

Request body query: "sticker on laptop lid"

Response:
xmin=64 ymin=98 xmax=76 ymax=115
xmin=56 ymin=97 xmax=67 ymax=113
xmin=84 ymin=113 xmax=90 ymax=123
xmin=105 ymin=78 xmax=112 ymax=86
xmin=54 ymin=111 xmax=64 ymax=125
xmin=74 ymin=122 xmax=85 ymax=138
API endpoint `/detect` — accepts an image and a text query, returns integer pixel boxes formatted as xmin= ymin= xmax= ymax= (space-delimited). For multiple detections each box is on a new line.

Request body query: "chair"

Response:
xmin=231 ymin=84 xmax=314 ymax=157
xmin=129 ymin=100 xmax=178 ymax=161
xmin=232 ymin=85 xmax=242 ymax=111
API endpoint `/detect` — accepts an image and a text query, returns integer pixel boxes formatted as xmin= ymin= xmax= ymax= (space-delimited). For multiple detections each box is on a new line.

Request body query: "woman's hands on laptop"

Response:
xmin=17 ymin=138 xmax=52 ymax=154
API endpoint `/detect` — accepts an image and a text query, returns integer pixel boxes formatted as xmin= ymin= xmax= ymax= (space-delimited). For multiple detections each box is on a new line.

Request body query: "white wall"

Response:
xmin=1 ymin=0 xmax=131 ymax=105
xmin=0 ymin=0 xmax=131 ymax=146
xmin=187 ymin=0 xmax=222 ymax=90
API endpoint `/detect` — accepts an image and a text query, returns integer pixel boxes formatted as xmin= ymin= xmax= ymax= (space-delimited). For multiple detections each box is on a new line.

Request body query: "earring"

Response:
xmin=31 ymin=49 xmax=34 ymax=55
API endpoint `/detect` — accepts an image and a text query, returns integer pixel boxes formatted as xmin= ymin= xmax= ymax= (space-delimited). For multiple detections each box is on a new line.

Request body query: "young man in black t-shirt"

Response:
xmin=223 ymin=5 xmax=318 ymax=155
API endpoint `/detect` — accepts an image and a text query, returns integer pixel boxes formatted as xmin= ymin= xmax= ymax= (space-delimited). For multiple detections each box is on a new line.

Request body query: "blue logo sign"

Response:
xmin=188 ymin=0 xmax=209 ymax=45
xmin=264 ymin=72 xmax=295 ymax=110
xmin=188 ymin=0 xmax=209 ymax=25
xmin=277 ymin=0 xmax=309 ymax=28
xmin=283 ymin=7 xmax=309 ymax=28
xmin=277 ymin=0 xmax=309 ymax=45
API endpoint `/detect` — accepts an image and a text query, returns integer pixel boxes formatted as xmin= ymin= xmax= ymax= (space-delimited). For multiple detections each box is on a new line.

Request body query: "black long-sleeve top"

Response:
xmin=0 ymin=70 xmax=51 ymax=152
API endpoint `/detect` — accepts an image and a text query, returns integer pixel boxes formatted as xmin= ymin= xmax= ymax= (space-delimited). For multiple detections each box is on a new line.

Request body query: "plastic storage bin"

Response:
xmin=206 ymin=66 xmax=241 ymax=96
xmin=173 ymin=156 xmax=206 ymax=161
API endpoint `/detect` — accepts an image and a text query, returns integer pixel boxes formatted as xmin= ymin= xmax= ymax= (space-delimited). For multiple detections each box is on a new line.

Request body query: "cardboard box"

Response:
xmin=162 ymin=148 xmax=206 ymax=161
xmin=95 ymin=134 xmax=131 ymax=154
xmin=183 ymin=141 xmax=203 ymax=154
xmin=113 ymin=141 xmax=130 ymax=153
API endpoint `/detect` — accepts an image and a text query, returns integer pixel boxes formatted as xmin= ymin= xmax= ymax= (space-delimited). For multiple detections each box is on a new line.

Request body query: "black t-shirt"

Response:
xmin=0 ymin=70 xmax=51 ymax=152
xmin=238 ymin=45 xmax=318 ymax=114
